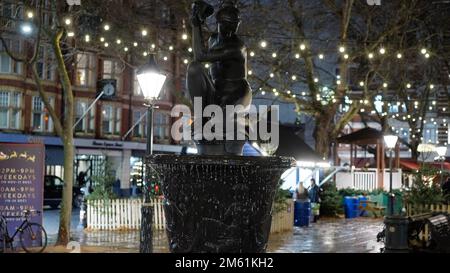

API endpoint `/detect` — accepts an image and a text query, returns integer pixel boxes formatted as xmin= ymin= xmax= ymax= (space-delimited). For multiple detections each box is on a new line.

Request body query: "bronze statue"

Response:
xmin=187 ymin=0 xmax=252 ymax=155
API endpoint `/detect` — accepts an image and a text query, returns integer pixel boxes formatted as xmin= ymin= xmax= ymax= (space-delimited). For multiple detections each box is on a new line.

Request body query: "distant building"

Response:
xmin=0 ymin=1 xmax=188 ymax=195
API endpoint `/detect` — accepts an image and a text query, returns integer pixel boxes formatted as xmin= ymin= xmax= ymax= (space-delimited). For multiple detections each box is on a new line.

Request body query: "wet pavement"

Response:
xmin=267 ymin=217 xmax=385 ymax=253
xmin=43 ymin=216 xmax=385 ymax=253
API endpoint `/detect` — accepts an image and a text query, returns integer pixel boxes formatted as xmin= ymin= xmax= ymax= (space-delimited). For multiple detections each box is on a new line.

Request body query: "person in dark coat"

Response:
xmin=308 ymin=179 xmax=321 ymax=222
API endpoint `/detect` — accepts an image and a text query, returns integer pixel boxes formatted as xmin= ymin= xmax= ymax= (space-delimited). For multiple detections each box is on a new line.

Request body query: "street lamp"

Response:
xmin=136 ymin=54 xmax=166 ymax=253
xmin=383 ymin=134 xmax=409 ymax=253
xmin=436 ymin=146 xmax=447 ymax=185
xmin=384 ymin=135 xmax=398 ymax=216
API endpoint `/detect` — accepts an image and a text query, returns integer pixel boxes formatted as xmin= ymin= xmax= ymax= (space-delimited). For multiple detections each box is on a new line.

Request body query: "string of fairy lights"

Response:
xmin=20 ymin=11 xmax=449 ymax=144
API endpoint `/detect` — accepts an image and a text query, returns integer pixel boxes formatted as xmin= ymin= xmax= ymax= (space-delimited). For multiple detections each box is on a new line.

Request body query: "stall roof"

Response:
xmin=337 ymin=127 xmax=383 ymax=145
xmin=274 ymin=125 xmax=324 ymax=162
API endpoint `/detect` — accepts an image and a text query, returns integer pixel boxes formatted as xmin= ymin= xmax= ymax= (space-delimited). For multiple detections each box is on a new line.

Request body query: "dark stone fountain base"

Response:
xmin=148 ymin=155 xmax=295 ymax=253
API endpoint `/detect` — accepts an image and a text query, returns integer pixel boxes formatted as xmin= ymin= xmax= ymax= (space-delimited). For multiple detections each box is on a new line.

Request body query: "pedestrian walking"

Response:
xmin=308 ymin=179 xmax=321 ymax=223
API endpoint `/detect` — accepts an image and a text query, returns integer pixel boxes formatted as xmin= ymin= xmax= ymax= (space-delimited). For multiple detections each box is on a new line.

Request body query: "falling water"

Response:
xmin=148 ymin=155 xmax=295 ymax=253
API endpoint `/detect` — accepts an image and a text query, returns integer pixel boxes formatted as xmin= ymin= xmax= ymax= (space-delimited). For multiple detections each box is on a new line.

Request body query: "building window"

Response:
xmin=0 ymin=2 xmax=23 ymax=28
xmin=76 ymin=52 xmax=96 ymax=87
xmin=423 ymin=124 xmax=438 ymax=144
xmin=0 ymin=38 xmax=23 ymax=74
xmin=0 ymin=91 xmax=22 ymax=129
xmin=132 ymin=110 xmax=147 ymax=138
xmin=154 ymin=112 xmax=170 ymax=140
xmin=32 ymin=96 xmax=54 ymax=133
xmin=75 ymin=101 xmax=95 ymax=134
xmin=102 ymin=105 xmax=121 ymax=135
xmin=133 ymin=69 xmax=143 ymax=96
xmin=37 ymin=45 xmax=55 ymax=81
xmin=103 ymin=59 xmax=123 ymax=92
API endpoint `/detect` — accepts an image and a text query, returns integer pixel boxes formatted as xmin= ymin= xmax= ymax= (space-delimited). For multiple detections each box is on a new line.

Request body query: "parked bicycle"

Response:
xmin=0 ymin=210 xmax=47 ymax=253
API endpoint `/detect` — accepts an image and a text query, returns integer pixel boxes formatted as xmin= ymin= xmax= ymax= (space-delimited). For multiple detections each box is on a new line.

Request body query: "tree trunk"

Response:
xmin=56 ymin=135 xmax=74 ymax=245
xmin=314 ymin=115 xmax=334 ymax=159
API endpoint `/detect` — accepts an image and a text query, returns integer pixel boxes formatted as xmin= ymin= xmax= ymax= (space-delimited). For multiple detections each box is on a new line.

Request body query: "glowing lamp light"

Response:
xmin=436 ymin=146 xmax=447 ymax=157
xmin=384 ymin=135 xmax=398 ymax=149
xmin=21 ymin=23 xmax=33 ymax=35
xmin=136 ymin=54 xmax=167 ymax=100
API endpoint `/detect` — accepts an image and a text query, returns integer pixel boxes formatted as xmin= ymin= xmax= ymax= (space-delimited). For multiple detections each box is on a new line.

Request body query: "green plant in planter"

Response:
xmin=273 ymin=180 xmax=292 ymax=213
xmin=338 ymin=188 xmax=366 ymax=197
xmin=86 ymin=158 xmax=118 ymax=201
xmin=404 ymin=165 xmax=443 ymax=209
xmin=320 ymin=182 xmax=343 ymax=217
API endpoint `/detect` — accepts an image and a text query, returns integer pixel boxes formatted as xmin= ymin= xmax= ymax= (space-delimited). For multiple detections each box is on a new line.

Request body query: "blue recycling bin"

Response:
xmin=344 ymin=197 xmax=359 ymax=219
xmin=294 ymin=201 xmax=311 ymax=227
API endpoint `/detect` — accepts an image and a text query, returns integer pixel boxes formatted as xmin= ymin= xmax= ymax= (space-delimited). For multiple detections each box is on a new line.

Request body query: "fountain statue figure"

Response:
xmin=146 ymin=0 xmax=295 ymax=253
xmin=187 ymin=0 xmax=252 ymax=155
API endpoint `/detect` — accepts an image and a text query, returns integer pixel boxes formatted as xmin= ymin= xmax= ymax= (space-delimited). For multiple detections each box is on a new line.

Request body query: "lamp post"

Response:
xmin=436 ymin=146 xmax=447 ymax=186
xmin=383 ymin=134 xmax=408 ymax=253
xmin=136 ymin=54 xmax=167 ymax=253
xmin=383 ymin=135 xmax=398 ymax=216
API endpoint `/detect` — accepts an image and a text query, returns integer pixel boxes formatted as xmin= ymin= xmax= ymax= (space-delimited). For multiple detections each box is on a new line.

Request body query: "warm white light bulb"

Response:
xmin=142 ymin=30 xmax=148 ymax=36
xmin=379 ymin=48 xmax=386 ymax=54
xmin=260 ymin=41 xmax=267 ymax=48
xmin=104 ymin=24 xmax=110 ymax=31
xmin=300 ymin=44 xmax=306 ymax=51
xmin=339 ymin=46 xmax=345 ymax=53
xmin=182 ymin=33 xmax=188 ymax=40
xmin=65 ymin=18 xmax=71 ymax=25
xmin=397 ymin=53 xmax=402 ymax=59
xmin=368 ymin=53 xmax=374 ymax=59
xmin=250 ymin=51 xmax=255 ymax=57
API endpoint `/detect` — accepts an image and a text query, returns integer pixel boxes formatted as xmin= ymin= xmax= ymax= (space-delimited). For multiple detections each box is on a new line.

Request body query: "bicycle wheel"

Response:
xmin=19 ymin=223 xmax=47 ymax=253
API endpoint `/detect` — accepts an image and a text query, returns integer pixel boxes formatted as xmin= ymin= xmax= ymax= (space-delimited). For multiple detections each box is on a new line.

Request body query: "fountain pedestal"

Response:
xmin=148 ymin=154 xmax=295 ymax=253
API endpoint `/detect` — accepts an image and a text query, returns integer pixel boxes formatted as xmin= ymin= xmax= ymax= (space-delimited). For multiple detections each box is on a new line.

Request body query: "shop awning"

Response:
xmin=336 ymin=127 xmax=383 ymax=145
xmin=274 ymin=125 xmax=324 ymax=163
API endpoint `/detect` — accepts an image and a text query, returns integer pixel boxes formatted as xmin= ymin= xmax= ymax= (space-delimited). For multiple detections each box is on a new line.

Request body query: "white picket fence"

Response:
xmin=87 ymin=198 xmax=294 ymax=234
xmin=336 ymin=168 xmax=403 ymax=191
xmin=87 ymin=198 xmax=165 ymax=230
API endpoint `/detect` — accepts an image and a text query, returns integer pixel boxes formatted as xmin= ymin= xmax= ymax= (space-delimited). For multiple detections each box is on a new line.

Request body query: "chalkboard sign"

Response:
xmin=0 ymin=143 xmax=44 ymax=248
